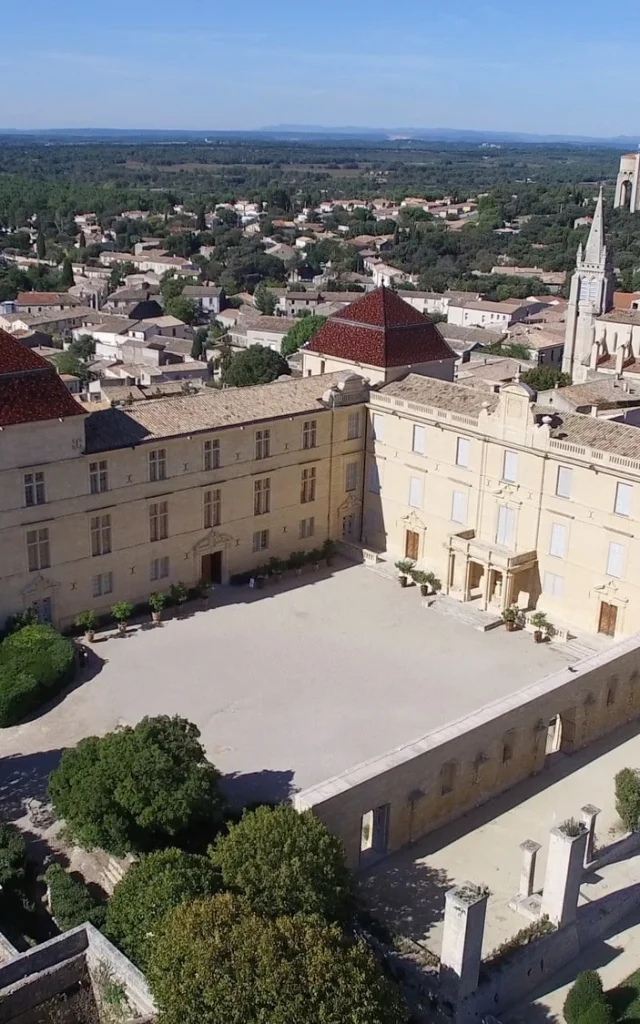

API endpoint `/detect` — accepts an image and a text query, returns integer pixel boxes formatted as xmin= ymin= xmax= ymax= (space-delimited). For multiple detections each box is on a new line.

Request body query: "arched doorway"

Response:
xmin=620 ymin=179 xmax=633 ymax=209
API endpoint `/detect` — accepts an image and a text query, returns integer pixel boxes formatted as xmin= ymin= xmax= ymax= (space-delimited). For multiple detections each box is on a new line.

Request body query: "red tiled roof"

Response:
xmin=307 ymin=286 xmax=456 ymax=368
xmin=15 ymin=292 xmax=77 ymax=305
xmin=0 ymin=330 xmax=85 ymax=427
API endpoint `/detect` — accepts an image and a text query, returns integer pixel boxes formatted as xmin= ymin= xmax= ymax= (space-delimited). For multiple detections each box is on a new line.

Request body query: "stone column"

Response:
xmin=463 ymin=559 xmax=472 ymax=602
xmin=439 ymin=883 xmax=489 ymax=1002
xmin=519 ymin=839 xmax=542 ymax=898
xmin=581 ymin=805 xmax=601 ymax=867
xmin=541 ymin=823 xmax=588 ymax=927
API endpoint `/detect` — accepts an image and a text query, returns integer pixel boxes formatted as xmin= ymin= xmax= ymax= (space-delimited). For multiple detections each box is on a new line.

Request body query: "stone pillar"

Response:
xmin=541 ymin=823 xmax=588 ymax=927
xmin=439 ymin=883 xmax=488 ymax=1002
xmin=581 ymin=805 xmax=601 ymax=867
xmin=463 ymin=559 xmax=472 ymax=602
xmin=519 ymin=839 xmax=541 ymax=898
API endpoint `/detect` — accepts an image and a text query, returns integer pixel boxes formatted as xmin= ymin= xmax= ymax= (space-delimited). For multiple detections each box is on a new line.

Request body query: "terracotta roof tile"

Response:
xmin=0 ymin=330 xmax=85 ymax=426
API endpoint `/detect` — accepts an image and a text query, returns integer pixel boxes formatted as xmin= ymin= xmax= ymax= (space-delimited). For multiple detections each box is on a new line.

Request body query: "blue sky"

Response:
xmin=0 ymin=0 xmax=636 ymax=135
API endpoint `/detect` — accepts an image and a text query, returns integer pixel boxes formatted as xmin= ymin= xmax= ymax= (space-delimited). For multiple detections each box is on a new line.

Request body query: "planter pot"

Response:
xmin=151 ymin=611 xmax=161 ymax=624
xmin=295 ymin=567 xmax=304 ymax=577
xmin=399 ymin=575 xmax=407 ymax=588
xmin=505 ymin=620 xmax=516 ymax=632
xmin=312 ymin=562 xmax=320 ymax=572
xmin=85 ymin=629 xmax=95 ymax=643
xmin=420 ymin=584 xmax=428 ymax=597
xmin=274 ymin=572 xmax=283 ymax=583
xmin=534 ymin=630 xmax=543 ymax=643
xmin=117 ymin=621 xmax=127 ymax=636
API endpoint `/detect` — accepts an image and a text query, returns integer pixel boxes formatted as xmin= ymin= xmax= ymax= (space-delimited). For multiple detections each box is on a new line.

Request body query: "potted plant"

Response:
xmin=309 ymin=548 xmax=323 ymax=571
xmin=288 ymin=551 xmax=306 ymax=576
xmin=75 ymin=610 xmax=97 ymax=643
xmin=268 ymin=557 xmax=285 ymax=582
xmin=322 ymin=538 xmax=336 ymax=566
xmin=169 ymin=582 xmax=189 ymax=615
xmin=410 ymin=568 xmax=430 ymax=597
xmin=426 ymin=572 xmax=442 ymax=595
xmin=149 ymin=592 xmax=166 ymax=624
xmin=111 ymin=601 xmax=132 ymax=636
xmin=503 ymin=606 xmax=518 ymax=632
xmin=395 ymin=559 xmax=415 ymax=588
xmin=530 ymin=611 xmax=550 ymax=644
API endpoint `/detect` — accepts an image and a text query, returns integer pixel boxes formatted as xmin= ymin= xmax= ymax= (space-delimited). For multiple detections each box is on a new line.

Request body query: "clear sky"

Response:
xmin=0 ymin=0 xmax=635 ymax=136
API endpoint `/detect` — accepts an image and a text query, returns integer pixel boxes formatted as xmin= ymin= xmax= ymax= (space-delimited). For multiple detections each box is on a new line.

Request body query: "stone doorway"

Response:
xmin=405 ymin=529 xmax=420 ymax=561
xmin=359 ymin=804 xmax=390 ymax=868
xmin=201 ymin=551 xmax=223 ymax=585
xmin=598 ymin=601 xmax=618 ymax=637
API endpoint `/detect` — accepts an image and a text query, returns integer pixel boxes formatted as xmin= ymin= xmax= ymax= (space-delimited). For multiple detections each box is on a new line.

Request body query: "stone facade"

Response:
xmin=614 ymin=152 xmax=640 ymax=213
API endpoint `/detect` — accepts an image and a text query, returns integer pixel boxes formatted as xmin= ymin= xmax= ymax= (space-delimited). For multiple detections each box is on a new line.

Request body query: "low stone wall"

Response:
xmin=295 ymin=636 xmax=640 ymax=869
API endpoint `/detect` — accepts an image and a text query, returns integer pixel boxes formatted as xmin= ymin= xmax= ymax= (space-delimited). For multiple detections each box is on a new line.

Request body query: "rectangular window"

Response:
xmin=456 ymin=437 xmax=470 ymax=468
xmin=496 ymin=505 xmax=515 ymax=547
xmin=204 ymin=489 xmax=221 ymax=529
xmin=607 ymin=541 xmax=625 ymax=579
xmin=345 ymin=462 xmax=358 ymax=492
xmin=368 ymin=463 xmax=380 ymax=494
xmin=503 ymin=451 xmax=518 ymax=483
xmin=90 ymin=514 xmax=112 ymax=556
xmin=549 ymin=522 xmax=567 ymax=559
xmin=372 ymin=414 xmax=384 ymax=441
xmin=149 ymin=448 xmax=167 ymax=482
xmin=252 ymin=529 xmax=269 ymax=552
xmin=451 ymin=490 xmax=468 ymax=524
xmin=543 ymin=571 xmax=565 ymax=598
xmin=556 ymin=466 xmax=572 ymax=499
xmin=92 ymin=571 xmax=113 ymax=598
xmin=255 ymin=429 xmax=271 ymax=460
xmin=26 ymin=528 xmax=50 ymax=571
xmin=89 ymin=460 xmax=108 ymax=494
xmin=301 ymin=467 xmax=316 ymax=503
xmin=150 ymin=556 xmax=170 ymax=581
xmin=149 ymin=501 xmax=168 ymax=542
xmin=203 ymin=439 xmax=220 ymax=471
xmin=615 ymin=482 xmax=632 ymax=517
xmin=347 ymin=411 xmax=361 ymax=440
xmin=254 ymin=478 xmax=271 ymax=515
xmin=412 ymin=424 xmax=425 ymax=455
xmin=299 ymin=517 xmax=315 ymax=539
xmin=24 ymin=471 xmax=46 ymax=506
xmin=408 ymin=475 xmax=423 ymax=509
xmin=302 ymin=420 xmax=317 ymax=450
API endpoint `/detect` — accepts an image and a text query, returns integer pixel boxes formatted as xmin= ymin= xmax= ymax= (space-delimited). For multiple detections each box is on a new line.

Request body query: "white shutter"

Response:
xmin=615 ymin=482 xmax=632 ymax=517
xmin=345 ymin=462 xmax=357 ymax=491
xmin=456 ymin=437 xmax=470 ymax=467
xmin=607 ymin=542 xmax=625 ymax=579
xmin=409 ymin=476 xmax=424 ymax=508
xmin=556 ymin=466 xmax=572 ymax=498
xmin=549 ymin=523 xmax=567 ymax=559
xmin=543 ymin=572 xmax=564 ymax=598
xmin=451 ymin=490 xmax=468 ymax=524
xmin=412 ymin=424 xmax=425 ymax=454
xmin=372 ymin=414 xmax=384 ymax=441
xmin=368 ymin=463 xmax=380 ymax=494
xmin=496 ymin=506 xmax=515 ymax=547
xmin=503 ymin=451 xmax=518 ymax=482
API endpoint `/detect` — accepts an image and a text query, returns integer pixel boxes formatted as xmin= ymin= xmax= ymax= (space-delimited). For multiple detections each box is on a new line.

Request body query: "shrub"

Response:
xmin=105 ymin=848 xmax=221 ymax=968
xmin=45 ymin=863 xmax=106 ymax=931
xmin=577 ymin=1003 xmax=614 ymax=1024
xmin=0 ymin=624 xmax=75 ymax=691
xmin=75 ymin=611 xmax=97 ymax=632
xmin=0 ymin=822 xmax=28 ymax=889
xmin=210 ymin=804 xmax=353 ymax=923
xmin=148 ymin=593 xmax=166 ymax=613
xmin=110 ymin=601 xmax=132 ymax=623
xmin=615 ymin=768 xmax=640 ymax=832
xmin=0 ymin=667 xmax=41 ymax=727
xmin=563 ymin=970 xmax=605 ymax=1024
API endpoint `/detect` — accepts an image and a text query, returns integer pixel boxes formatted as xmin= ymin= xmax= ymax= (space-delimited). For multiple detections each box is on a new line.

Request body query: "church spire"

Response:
xmin=584 ymin=185 xmax=606 ymax=265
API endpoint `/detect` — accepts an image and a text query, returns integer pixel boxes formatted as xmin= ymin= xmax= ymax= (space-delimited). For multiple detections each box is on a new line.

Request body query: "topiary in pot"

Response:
xmin=530 ymin=611 xmax=549 ymax=643
xmin=410 ymin=569 xmax=429 ymax=597
xmin=149 ymin=592 xmax=166 ymax=624
xmin=503 ymin=605 xmax=518 ymax=632
xmin=111 ymin=601 xmax=132 ymax=635
xmin=425 ymin=572 xmax=442 ymax=595
xmin=321 ymin=539 xmax=336 ymax=565
xmin=75 ymin=610 xmax=97 ymax=642
xmin=169 ymin=582 xmax=189 ymax=615
xmin=395 ymin=559 xmax=415 ymax=588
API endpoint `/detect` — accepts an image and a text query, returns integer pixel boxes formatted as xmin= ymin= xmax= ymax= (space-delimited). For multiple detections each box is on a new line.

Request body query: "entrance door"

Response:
xmin=598 ymin=601 xmax=618 ymax=637
xmin=405 ymin=530 xmax=420 ymax=561
xmin=342 ymin=514 xmax=356 ymax=539
xmin=201 ymin=551 xmax=223 ymax=585
xmin=31 ymin=597 xmax=53 ymax=623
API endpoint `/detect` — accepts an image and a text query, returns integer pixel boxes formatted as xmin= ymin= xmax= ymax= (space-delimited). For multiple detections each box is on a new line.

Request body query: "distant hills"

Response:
xmin=0 ymin=125 xmax=638 ymax=147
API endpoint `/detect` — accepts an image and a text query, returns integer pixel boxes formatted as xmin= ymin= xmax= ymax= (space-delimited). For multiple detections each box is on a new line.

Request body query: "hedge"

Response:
xmin=44 ymin=863 xmax=106 ymax=931
xmin=0 ymin=625 xmax=76 ymax=727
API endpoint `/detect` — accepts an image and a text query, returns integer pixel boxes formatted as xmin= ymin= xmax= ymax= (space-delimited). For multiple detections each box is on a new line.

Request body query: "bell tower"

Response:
xmin=562 ymin=187 xmax=615 ymax=383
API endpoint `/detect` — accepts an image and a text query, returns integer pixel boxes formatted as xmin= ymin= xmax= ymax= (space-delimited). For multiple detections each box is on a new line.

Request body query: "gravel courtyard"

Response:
xmin=1 ymin=562 xmax=580 ymax=812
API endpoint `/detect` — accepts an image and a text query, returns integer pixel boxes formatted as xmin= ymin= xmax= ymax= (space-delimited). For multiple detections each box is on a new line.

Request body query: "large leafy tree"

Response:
xmin=0 ymin=822 xmax=27 ymax=890
xmin=520 ymin=366 xmax=571 ymax=392
xmin=220 ymin=344 xmax=290 ymax=387
xmin=105 ymin=848 xmax=221 ymax=968
xmin=281 ymin=314 xmax=326 ymax=357
xmin=164 ymin=295 xmax=198 ymax=325
xmin=253 ymin=282 xmax=276 ymax=315
xmin=48 ymin=716 xmax=225 ymax=856
xmin=147 ymin=894 xmax=409 ymax=1024
xmin=211 ymin=804 xmax=352 ymax=923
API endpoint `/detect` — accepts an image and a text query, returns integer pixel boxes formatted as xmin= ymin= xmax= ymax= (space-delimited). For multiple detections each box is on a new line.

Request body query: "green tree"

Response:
xmin=68 ymin=334 xmax=96 ymax=361
xmin=191 ymin=327 xmax=208 ymax=360
xmin=108 ymin=262 xmax=136 ymax=291
xmin=36 ymin=231 xmax=46 ymax=260
xmin=196 ymin=205 xmax=207 ymax=232
xmin=60 ymin=257 xmax=74 ymax=289
xmin=105 ymin=848 xmax=220 ymax=968
xmin=254 ymin=283 xmax=277 ymax=316
xmin=615 ymin=768 xmax=640 ymax=832
xmin=147 ymin=894 xmax=409 ymax=1024
xmin=164 ymin=296 xmax=198 ymax=325
xmin=563 ymin=971 xmax=606 ymax=1024
xmin=520 ymin=366 xmax=571 ymax=392
xmin=211 ymin=805 xmax=352 ymax=923
xmin=48 ymin=715 xmax=226 ymax=856
xmin=44 ymin=863 xmax=106 ymax=931
xmin=221 ymin=345 xmax=290 ymax=387
xmin=0 ymin=822 xmax=27 ymax=889
xmin=52 ymin=351 xmax=91 ymax=383
xmin=281 ymin=314 xmax=326 ymax=357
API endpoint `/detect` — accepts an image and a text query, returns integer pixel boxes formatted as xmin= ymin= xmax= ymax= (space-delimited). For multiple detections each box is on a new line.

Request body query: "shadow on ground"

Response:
xmin=221 ymin=768 xmax=297 ymax=808
xmin=0 ymin=750 xmax=64 ymax=821
xmin=358 ymin=855 xmax=452 ymax=944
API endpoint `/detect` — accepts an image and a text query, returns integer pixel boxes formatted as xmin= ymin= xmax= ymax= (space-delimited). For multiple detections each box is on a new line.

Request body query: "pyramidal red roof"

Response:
xmin=307 ymin=286 xmax=456 ymax=369
xmin=0 ymin=329 xmax=85 ymax=427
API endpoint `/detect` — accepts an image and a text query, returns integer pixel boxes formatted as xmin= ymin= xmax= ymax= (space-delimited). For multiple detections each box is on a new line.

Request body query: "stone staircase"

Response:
xmin=429 ymin=594 xmax=504 ymax=632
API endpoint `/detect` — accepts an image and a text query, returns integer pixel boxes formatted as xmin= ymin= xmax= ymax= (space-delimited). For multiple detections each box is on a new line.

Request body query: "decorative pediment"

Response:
xmin=192 ymin=531 xmax=235 ymax=554
xmin=21 ymin=574 xmax=60 ymax=597
xmin=591 ymin=580 xmax=629 ymax=604
xmin=400 ymin=509 xmax=426 ymax=530
xmin=338 ymin=494 xmax=362 ymax=513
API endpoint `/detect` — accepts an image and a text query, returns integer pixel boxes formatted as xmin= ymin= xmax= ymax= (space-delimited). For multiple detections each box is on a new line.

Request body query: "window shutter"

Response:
xmin=451 ymin=490 xmax=467 ymax=524
xmin=556 ymin=466 xmax=572 ymax=498
xmin=496 ymin=506 xmax=515 ymax=547
xmin=456 ymin=437 xmax=470 ymax=467
xmin=607 ymin=542 xmax=625 ymax=579
xmin=503 ymin=451 xmax=518 ymax=482
xmin=615 ymin=482 xmax=632 ymax=516
xmin=409 ymin=476 xmax=423 ymax=508
xmin=549 ymin=523 xmax=567 ymax=559
xmin=412 ymin=425 xmax=425 ymax=454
